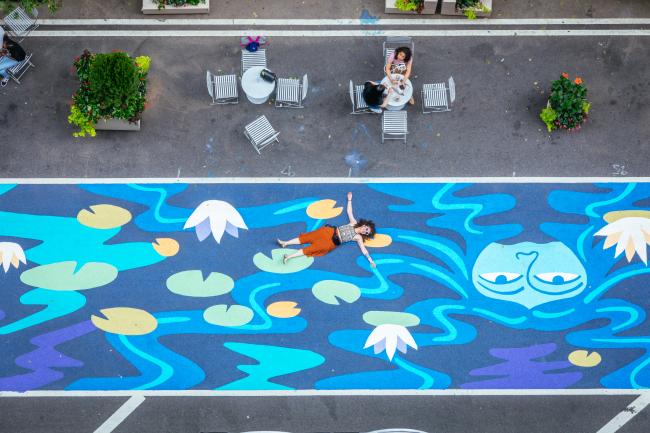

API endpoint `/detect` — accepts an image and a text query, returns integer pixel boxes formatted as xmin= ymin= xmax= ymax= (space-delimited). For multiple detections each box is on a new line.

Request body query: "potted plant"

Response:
xmin=2 ymin=0 xmax=57 ymax=14
xmin=539 ymin=73 xmax=590 ymax=133
xmin=68 ymin=50 xmax=150 ymax=137
xmin=441 ymin=0 xmax=492 ymax=18
xmin=141 ymin=0 xmax=209 ymax=14
xmin=386 ymin=0 xmax=438 ymax=15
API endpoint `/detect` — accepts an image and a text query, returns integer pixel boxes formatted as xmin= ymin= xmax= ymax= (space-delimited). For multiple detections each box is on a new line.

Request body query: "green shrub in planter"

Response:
xmin=395 ymin=0 xmax=425 ymax=13
xmin=156 ymin=0 xmax=203 ymax=9
xmin=540 ymin=73 xmax=590 ymax=132
xmin=0 ymin=0 xmax=57 ymax=14
xmin=68 ymin=50 xmax=150 ymax=137
xmin=456 ymin=0 xmax=490 ymax=19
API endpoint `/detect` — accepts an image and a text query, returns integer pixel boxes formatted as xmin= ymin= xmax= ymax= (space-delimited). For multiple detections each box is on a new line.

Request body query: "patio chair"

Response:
xmin=4 ymin=7 xmax=39 ymax=42
xmin=382 ymin=110 xmax=408 ymax=143
xmin=244 ymin=115 xmax=280 ymax=154
xmin=7 ymin=53 xmax=35 ymax=84
xmin=383 ymin=36 xmax=414 ymax=65
xmin=275 ymin=74 xmax=308 ymax=108
xmin=422 ymin=76 xmax=456 ymax=113
xmin=241 ymin=49 xmax=267 ymax=74
xmin=206 ymin=70 xmax=238 ymax=105
xmin=349 ymin=80 xmax=375 ymax=114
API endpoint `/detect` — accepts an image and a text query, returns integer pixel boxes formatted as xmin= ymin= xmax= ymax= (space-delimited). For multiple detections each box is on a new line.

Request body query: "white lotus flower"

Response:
xmin=363 ymin=324 xmax=418 ymax=361
xmin=184 ymin=200 xmax=248 ymax=244
xmin=595 ymin=216 xmax=650 ymax=264
xmin=0 ymin=242 xmax=27 ymax=273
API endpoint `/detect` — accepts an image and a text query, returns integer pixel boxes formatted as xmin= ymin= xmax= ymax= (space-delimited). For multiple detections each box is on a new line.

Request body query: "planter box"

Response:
xmin=385 ymin=0 xmax=439 ymax=15
xmin=142 ymin=0 xmax=209 ymax=15
xmin=94 ymin=118 xmax=141 ymax=131
xmin=441 ymin=0 xmax=492 ymax=17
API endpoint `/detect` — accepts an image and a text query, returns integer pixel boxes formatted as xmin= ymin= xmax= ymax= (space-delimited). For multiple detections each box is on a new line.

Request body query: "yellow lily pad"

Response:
xmin=306 ymin=199 xmax=343 ymax=219
xmin=568 ymin=350 xmax=602 ymax=367
xmin=91 ymin=307 xmax=158 ymax=335
xmin=267 ymin=301 xmax=301 ymax=318
xmin=77 ymin=204 xmax=132 ymax=229
xmin=152 ymin=238 xmax=179 ymax=257
xmin=364 ymin=233 xmax=392 ymax=248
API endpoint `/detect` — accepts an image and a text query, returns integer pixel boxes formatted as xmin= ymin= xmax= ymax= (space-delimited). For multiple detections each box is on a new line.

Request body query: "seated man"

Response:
xmin=0 ymin=33 xmax=26 ymax=87
xmin=362 ymin=80 xmax=393 ymax=114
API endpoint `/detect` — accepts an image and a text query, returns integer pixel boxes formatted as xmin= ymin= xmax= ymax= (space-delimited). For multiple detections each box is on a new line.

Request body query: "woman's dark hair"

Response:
xmin=355 ymin=219 xmax=376 ymax=241
xmin=363 ymin=82 xmax=386 ymax=106
xmin=394 ymin=46 xmax=412 ymax=63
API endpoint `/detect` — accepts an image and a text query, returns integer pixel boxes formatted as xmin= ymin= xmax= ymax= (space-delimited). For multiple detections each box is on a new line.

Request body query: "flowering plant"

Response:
xmin=456 ymin=0 xmax=490 ymax=19
xmin=68 ymin=50 xmax=150 ymax=137
xmin=540 ymin=73 xmax=590 ymax=132
xmin=155 ymin=0 xmax=203 ymax=9
xmin=395 ymin=0 xmax=425 ymax=13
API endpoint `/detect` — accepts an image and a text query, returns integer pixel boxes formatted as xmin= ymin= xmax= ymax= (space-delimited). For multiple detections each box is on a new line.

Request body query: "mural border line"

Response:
xmin=2 ymin=390 xmax=649 ymax=397
xmin=1 ymin=177 xmax=650 ymax=184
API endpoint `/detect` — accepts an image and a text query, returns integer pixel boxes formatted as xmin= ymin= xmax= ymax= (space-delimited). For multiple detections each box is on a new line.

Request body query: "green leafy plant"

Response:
xmin=456 ymin=0 xmax=490 ymax=19
xmin=540 ymin=73 xmax=590 ymax=132
xmin=394 ymin=0 xmax=424 ymax=13
xmin=0 ymin=0 xmax=57 ymax=14
xmin=155 ymin=0 xmax=203 ymax=9
xmin=69 ymin=50 xmax=150 ymax=137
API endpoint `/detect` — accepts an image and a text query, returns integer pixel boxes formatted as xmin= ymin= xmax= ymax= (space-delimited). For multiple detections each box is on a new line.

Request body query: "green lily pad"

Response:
xmin=312 ymin=280 xmax=361 ymax=305
xmin=166 ymin=270 xmax=234 ymax=297
xmin=203 ymin=304 xmax=254 ymax=327
xmin=20 ymin=261 xmax=118 ymax=291
xmin=253 ymin=249 xmax=314 ymax=274
xmin=362 ymin=311 xmax=420 ymax=327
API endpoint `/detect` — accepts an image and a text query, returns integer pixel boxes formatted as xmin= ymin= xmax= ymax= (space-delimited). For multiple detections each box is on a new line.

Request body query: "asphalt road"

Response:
xmin=0 ymin=394 xmax=648 ymax=433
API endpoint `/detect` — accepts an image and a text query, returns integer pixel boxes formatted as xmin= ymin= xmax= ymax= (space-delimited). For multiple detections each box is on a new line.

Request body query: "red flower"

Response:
xmin=561 ymin=72 xmax=569 ymax=79
xmin=574 ymin=77 xmax=583 ymax=85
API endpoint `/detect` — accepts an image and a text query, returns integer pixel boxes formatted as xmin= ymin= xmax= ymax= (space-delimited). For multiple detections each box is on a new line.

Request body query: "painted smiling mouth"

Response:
xmin=478 ymin=281 xmax=584 ymax=296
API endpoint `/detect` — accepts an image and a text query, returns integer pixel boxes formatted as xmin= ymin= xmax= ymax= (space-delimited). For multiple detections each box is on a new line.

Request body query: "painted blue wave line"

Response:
xmin=431 ymin=184 xmax=482 ymax=234
xmin=273 ymin=201 xmax=313 ymax=215
xmin=472 ymin=308 xmax=527 ymax=325
xmin=127 ymin=184 xmax=188 ymax=224
xmin=410 ymin=263 xmax=467 ymax=298
xmin=432 ymin=305 xmax=465 ymax=342
xmin=118 ymin=334 xmax=174 ymax=390
xmin=596 ymin=306 xmax=641 ymax=332
xmin=393 ymin=357 xmax=434 ymax=389
xmin=240 ymin=282 xmax=281 ymax=331
xmin=585 ymin=183 xmax=636 ymax=218
xmin=577 ymin=225 xmax=595 ymax=262
xmin=631 ymin=356 xmax=650 ymax=389
xmin=0 ymin=185 xmax=16 ymax=196
xmin=585 ymin=267 xmax=650 ymax=303
xmin=398 ymin=234 xmax=467 ymax=278
xmin=310 ymin=219 xmax=323 ymax=231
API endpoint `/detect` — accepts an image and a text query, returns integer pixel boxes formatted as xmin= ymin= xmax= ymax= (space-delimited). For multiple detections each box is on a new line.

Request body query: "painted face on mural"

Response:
xmin=471 ymin=242 xmax=587 ymax=309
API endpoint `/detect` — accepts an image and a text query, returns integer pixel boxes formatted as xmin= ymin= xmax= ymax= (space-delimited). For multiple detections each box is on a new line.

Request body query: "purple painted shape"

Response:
xmin=0 ymin=310 xmax=4 ymax=321
xmin=195 ymin=218 xmax=211 ymax=242
xmin=224 ymin=222 xmax=239 ymax=238
xmin=461 ymin=343 xmax=582 ymax=389
xmin=0 ymin=320 xmax=96 ymax=391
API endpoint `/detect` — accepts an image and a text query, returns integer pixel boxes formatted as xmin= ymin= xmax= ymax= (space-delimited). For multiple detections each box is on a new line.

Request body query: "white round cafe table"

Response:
xmin=241 ymin=66 xmax=276 ymax=104
xmin=381 ymin=74 xmax=414 ymax=111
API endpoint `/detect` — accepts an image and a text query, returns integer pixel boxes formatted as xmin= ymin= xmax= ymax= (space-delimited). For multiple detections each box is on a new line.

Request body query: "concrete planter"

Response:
xmin=94 ymin=118 xmax=141 ymax=131
xmin=385 ymin=0 xmax=439 ymax=15
xmin=142 ymin=0 xmax=209 ymax=15
xmin=441 ymin=0 xmax=492 ymax=17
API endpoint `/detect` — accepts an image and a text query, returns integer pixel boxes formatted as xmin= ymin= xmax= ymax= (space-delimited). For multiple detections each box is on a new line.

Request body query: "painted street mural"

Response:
xmin=1 ymin=182 xmax=650 ymax=391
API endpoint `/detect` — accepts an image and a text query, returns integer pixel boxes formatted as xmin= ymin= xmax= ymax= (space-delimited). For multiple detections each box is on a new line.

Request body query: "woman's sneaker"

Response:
xmin=370 ymin=107 xmax=382 ymax=114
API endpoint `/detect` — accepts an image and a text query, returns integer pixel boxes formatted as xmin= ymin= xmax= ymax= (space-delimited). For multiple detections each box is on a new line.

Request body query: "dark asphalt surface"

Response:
xmin=0 ymin=394 xmax=648 ymax=433
xmin=0 ymin=33 xmax=648 ymax=178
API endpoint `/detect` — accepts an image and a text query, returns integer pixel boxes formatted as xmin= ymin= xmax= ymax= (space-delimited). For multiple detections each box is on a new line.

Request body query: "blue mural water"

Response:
xmin=1 ymin=182 xmax=650 ymax=390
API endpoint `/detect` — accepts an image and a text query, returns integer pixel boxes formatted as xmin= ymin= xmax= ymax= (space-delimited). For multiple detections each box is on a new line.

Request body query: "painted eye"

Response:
xmin=479 ymin=272 xmax=522 ymax=284
xmin=534 ymin=272 xmax=579 ymax=285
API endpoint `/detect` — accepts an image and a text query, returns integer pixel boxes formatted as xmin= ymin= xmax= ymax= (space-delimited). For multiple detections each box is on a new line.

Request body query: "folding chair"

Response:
xmin=206 ymin=70 xmax=238 ymax=105
xmin=244 ymin=115 xmax=280 ymax=154
xmin=7 ymin=53 xmax=35 ymax=84
xmin=382 ymin=110 xmax=408 ymax=143
xmin=349 ymin=80 xmax=375 ymax=114
xmin=422 ymin=76 xmax=456 ymax=113
xmin=383 ymin=36 xmax=414 ymax=65
xmin=241 ymin=49 xmax=267 ymax=74
xmin=4 ymin=7 xmax=39 ymax=42
xmin=275 ymin=74 xmax=308 ymax=108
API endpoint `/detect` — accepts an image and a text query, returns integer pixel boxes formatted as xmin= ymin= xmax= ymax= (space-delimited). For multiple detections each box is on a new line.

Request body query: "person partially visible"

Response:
xmin=363 ymin=80 xmax=393 ymax=114
xmin=384 ymin=46 xmax=415 ymax=105
xmin=0 ymin=34 xmax=26 ymax=87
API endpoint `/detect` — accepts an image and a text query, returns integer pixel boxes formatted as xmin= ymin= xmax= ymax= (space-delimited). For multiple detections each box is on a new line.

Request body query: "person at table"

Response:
xmin=0 ymin=34 xmax=26 ymax=87
xmin=363 ymin=81 xmax=394 ymax=114
xmin=384 ymin=46 xmax=415 ymax=105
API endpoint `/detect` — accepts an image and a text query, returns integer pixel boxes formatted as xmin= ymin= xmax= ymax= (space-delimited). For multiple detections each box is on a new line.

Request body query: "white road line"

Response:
xmin=1 ymin=389 xmax=649 ymax=397
xmin=14 ymin=18 xmax=650 ymax=26
xmin=0 ymin=177 xmax=648 ymax=184
xmin=93 ymin=395 xmax=145 ymax=433
xmin=28 ymin=29 xmax=650 ymax=37
xmin=596 ymin=393 xmax=650 ymax=433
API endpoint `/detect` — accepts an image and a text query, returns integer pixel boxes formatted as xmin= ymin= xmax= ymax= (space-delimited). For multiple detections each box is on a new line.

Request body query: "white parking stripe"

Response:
xmin=596 ymin=393 xmax=650 ymax=433
xmin=28 ymin=29 xmax=650 ymax=37
xmin=13 ymin=18 xmax=650 ymax=26
xmin=94 ymin=395 xmax=146 ymax=433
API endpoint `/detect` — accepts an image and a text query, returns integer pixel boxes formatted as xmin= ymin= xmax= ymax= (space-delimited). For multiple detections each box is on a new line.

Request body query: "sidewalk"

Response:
xmin=30 ymin=0 xmax=650 ymax=20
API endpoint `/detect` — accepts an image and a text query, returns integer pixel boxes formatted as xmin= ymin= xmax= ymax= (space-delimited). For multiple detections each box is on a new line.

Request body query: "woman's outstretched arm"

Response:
xmin=356 ymin=238 xmax=376 ymax=268
xmin=346 ymin=191 xmax=357 ymax=225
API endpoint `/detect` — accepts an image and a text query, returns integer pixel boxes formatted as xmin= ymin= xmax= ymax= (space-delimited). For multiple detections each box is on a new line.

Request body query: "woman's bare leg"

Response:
xmin=277 ymin=237 xmax=301 ymax=248
xmin=283 ymin=249 xmax=305 ymax=264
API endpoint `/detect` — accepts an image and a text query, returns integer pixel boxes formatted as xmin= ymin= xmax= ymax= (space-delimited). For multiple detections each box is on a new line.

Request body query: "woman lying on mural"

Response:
xmin=277 ymin=192 xmax=377 ymax=267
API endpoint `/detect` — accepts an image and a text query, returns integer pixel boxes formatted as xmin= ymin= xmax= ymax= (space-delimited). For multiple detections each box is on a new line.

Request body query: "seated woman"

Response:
xmin=362 ymin=81 xmax=393 ymax=114
xmin=0 ymin=33 xmax=26 ymax=87
xmin=384 ymin=46 xmax=415 ymax=105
